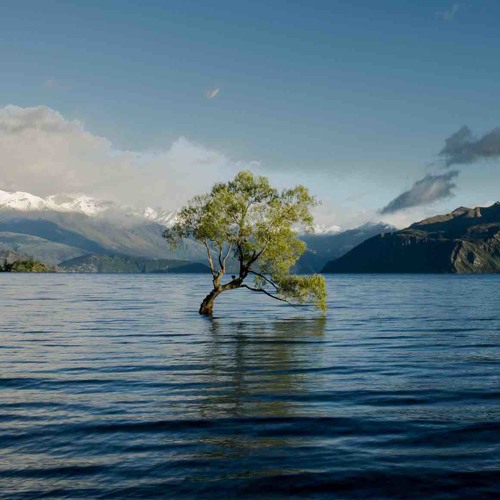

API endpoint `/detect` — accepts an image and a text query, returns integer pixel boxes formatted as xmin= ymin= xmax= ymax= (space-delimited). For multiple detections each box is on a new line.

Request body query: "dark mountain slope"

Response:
xmin=323 ymin=202 xmax=500 ymax=274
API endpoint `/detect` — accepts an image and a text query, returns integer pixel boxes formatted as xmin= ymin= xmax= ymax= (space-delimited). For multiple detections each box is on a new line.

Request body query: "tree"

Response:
xmin=163 ymin=171 xmax=327 ymax=316
xmin=0 ymin=258 xmax=50 ymax=272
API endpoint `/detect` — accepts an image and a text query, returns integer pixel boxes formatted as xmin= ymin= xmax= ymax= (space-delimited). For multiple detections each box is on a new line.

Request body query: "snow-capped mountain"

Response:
xmin=0 ymin=189 xmax=177 ymax=226
xmin=0 ymin=189 xmax=345 ymax=233
xmin=0 ymin=189 xmax=394 ymax=271
xmin=142 ymin=207 xmax=178 ymax=226
xmin=294 ymin=224 xmax=342 ymax=235
xmin=0 ymin=190 xmax=48 ymax=212
xmin=310 ymin=224 xmax=342 ymax=235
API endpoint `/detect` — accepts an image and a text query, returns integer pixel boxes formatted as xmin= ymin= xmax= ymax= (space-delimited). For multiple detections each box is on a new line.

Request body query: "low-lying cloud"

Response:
xmin=0 ymin=105 xmax=247 ymax=209
xmin=380 ymin=171 xmax=459 ymax=215
xmin=440 ymin=125 xmax=500 ymax=167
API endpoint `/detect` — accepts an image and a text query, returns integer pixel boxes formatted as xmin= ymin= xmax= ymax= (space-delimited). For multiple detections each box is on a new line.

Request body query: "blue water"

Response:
xmin=0 ymin=274 xmax=499 ymax=498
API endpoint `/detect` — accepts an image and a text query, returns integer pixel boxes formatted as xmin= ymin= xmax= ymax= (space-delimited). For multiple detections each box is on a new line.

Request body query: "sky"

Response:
xmin=0 ymin=0 xmax=499 ymax=228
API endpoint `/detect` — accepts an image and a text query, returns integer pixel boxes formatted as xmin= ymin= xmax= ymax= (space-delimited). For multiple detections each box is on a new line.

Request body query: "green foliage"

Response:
xmin=164 ymin=170 xmax=327 ymax=313
xmin=0 ymin=258 xmax=50 ymax=273
xmin=269 ymin=274 xmax=327 ymax=313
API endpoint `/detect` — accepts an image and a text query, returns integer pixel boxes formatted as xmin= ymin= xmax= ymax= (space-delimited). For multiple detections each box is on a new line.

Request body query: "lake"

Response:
xmin=0 ymin=274 xmax=499 ymax=498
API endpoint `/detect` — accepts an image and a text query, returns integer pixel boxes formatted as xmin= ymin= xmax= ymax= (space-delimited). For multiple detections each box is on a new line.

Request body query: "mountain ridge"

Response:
xmin=0 ymin=188 xmax=396 ymax=272
xmin=0 ymin=189 xmax=177 ymax=225
xmin=322 ymin=202 xmax=500 ymax=274
xmin=0 ymin=189 xmax=344 ymax=234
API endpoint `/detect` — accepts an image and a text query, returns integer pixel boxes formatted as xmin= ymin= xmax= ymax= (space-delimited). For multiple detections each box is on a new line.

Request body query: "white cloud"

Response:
xmin=2 ymin=105 xmax=442 ymax=230
xmin=206 ymin=87 xmax=220 ymax=99
xmin=436 ymin=3 xmax=459 ymax=21
xmin=0 ymin=105 xmax=243 ymax=209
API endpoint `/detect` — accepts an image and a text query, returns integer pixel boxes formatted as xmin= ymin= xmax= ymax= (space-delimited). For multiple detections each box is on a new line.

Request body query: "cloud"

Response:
xmin=379 ymin=124 xmax=500 ymax=216
xmin=0 ymin=105 xmax=245 ymax=209
xmin=436 ymin=3 xmax=459 ymax=21
xmin=206 ymin=87 xmax=220 ymax=99
xmin=440 ymin=125 xmax=500 ymax=167
xmin=380 ymin=171 xmax=459 ymax=214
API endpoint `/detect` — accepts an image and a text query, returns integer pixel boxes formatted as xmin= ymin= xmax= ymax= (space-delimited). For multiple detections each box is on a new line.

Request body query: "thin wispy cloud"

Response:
xmin=380 ymin=171 xmax=459 ymax=215
xmin=206 ymin=87 xmax=220 ymax=99
xmin=436 ymin=3 xmax=460 ymax=21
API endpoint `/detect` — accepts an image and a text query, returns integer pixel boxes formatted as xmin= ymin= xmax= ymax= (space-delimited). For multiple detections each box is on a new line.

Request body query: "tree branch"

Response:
xmin=245 ymin=202 xmax=302 ymax=268
xmin=217 ymin=245 xmax=224 ymax=271
xmin=248 ymin=242 xmax=268 ymax=265
xmin=241 ymin=284 xmax=299 ymax=308
xmin=248 ymin=270 xmax=279 ymax=291
xmin=237 ymin=242 xmax=245 ymax=277
xmin=263 ymin=203 xmax=296 ymax=236
xmin=222 ymin=242 xmax=233 ymax=269
xmin=202 ymin=240 xmax=216 ymax=278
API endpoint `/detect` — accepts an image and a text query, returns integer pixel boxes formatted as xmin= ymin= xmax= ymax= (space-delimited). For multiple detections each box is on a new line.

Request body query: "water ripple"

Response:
xmin=0 ymin=274 xmax=499 ymax=498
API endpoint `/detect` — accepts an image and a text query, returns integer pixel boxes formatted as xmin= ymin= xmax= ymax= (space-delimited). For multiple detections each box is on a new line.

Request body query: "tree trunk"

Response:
xmin=199 ymin=288 xmax=222 ymax=316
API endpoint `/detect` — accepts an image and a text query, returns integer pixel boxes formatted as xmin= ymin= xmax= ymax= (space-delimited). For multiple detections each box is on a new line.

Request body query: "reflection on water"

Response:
xmin=196 ymin=318 xmax=328 ymax=470
xmin=0 ymin=274 xmax=499 ymax=498
xmin=201 ymin=318 xmax=326 ymax=419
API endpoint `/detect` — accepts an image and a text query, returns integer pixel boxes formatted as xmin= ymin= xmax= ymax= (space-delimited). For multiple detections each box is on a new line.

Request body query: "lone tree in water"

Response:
xmin=163 ymin=171 xmax=327 ymax=316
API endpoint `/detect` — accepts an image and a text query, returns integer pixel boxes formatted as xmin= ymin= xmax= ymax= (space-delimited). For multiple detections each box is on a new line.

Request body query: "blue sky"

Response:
xmin=0 ymin=0 xmax=499 ymax=227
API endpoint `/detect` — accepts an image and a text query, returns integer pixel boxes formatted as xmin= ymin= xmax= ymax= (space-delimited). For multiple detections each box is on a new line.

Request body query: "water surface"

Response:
xmin=0 ymin=274 xmax=499 ymax=498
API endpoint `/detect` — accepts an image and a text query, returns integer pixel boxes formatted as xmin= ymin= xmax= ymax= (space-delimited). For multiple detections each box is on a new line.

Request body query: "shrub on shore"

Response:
xmin=0 ymin=258 xmax=51 ymax=273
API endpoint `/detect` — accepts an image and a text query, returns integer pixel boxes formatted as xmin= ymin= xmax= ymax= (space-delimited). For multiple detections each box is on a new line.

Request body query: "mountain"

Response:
xmin=295 ymin=222 xmax=394 ymax=273
xmin=0 ymin=212 xmax=203 ymax=262
xmin=0 ymin=190 xmax=208 ymax=266
xmin=59 ymin=254 xmax=210 ymax=273
xmin=0 ymin=231 xmax=85 ymax=265
xmin=0 ymin=249 xmax=26 ymax=263
xmin=0 ymin=188 xmax=380 ymax=272
xmin=322 ymin=202 xmax=500 ymax=274
xmin=309 ymin=224 xmax=342 ymax=235
xmin=0 ymin=189 xmax=176 ymax=225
